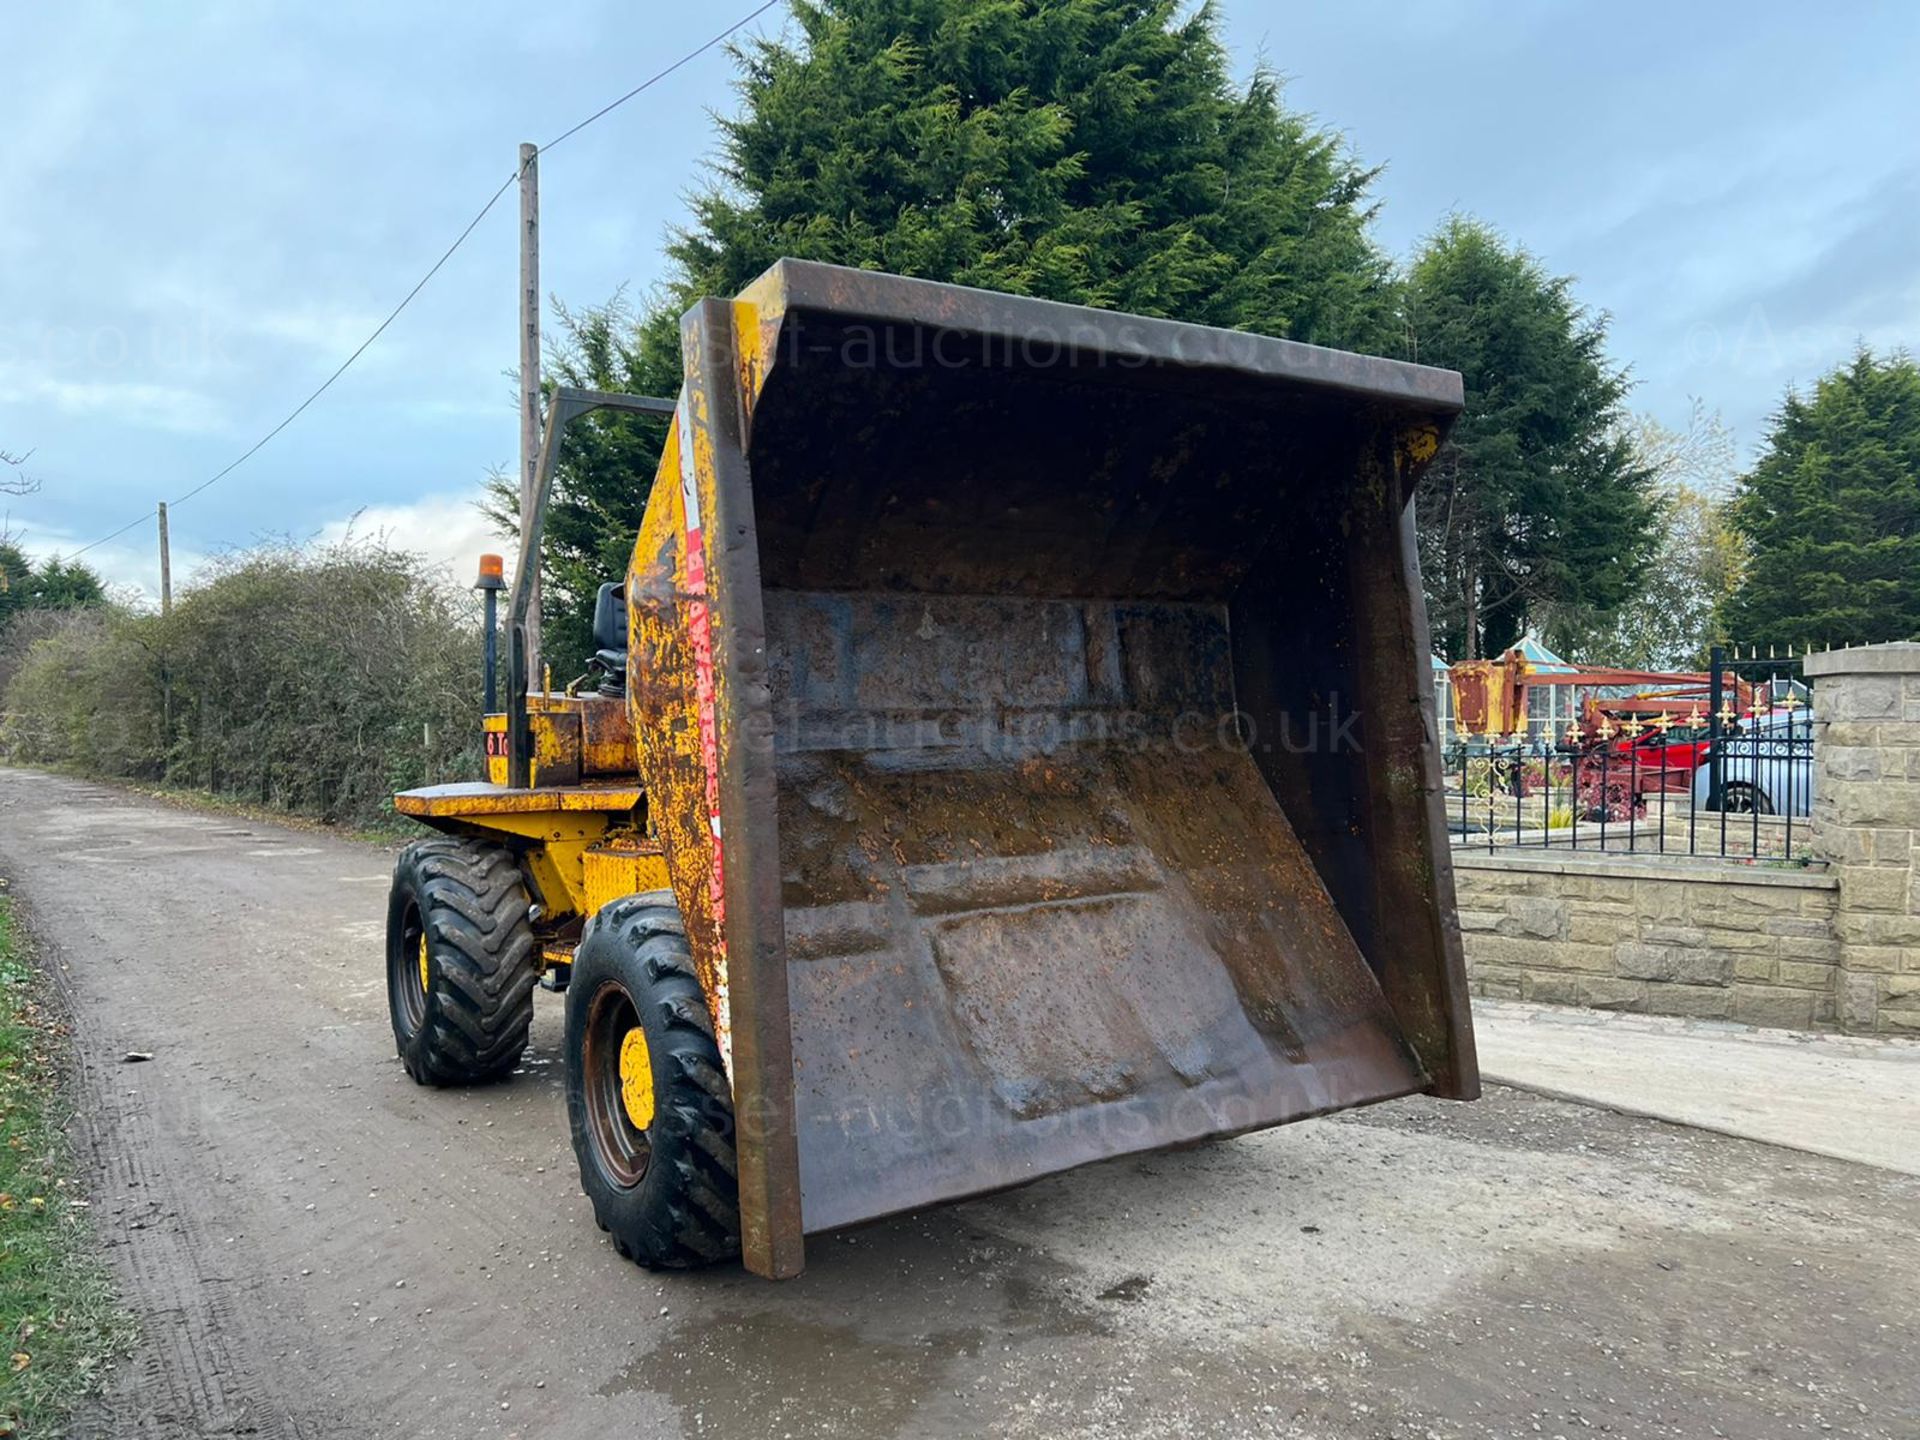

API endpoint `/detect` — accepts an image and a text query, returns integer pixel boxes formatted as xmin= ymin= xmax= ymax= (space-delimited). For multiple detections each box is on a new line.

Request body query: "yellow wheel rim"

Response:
xmin=618 ymin=1027 xmax=655 ymax=1131
xmin=417 ymin=933 xmax=430 ymax=994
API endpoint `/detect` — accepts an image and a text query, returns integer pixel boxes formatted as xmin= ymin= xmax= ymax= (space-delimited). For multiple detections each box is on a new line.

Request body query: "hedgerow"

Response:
xmin=0 ymin=537 xmax=485 ymax=826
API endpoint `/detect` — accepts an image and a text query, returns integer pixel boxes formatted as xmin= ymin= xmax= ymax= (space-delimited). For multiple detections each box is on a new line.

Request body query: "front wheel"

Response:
xmin=565 ymin=892 xmax=740 ymax=1269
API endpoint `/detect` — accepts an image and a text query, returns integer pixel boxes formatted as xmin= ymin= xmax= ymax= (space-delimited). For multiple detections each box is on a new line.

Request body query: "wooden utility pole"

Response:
xmin=156 ymin=501 xmax=172 ymax=615
xmin=518 ymin=141 xmax=542 ymax=687
xmin=157 ymin=500 xmax=173 ymax=744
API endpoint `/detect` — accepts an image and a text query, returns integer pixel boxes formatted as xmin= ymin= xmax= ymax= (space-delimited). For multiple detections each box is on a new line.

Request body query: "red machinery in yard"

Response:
xmin=1449 ymin=651 xmax=1762 ymax=820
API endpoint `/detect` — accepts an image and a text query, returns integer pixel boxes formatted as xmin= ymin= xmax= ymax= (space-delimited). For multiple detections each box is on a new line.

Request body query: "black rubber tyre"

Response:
xmin=386 ymin=837 xmax=538 ymax=1085
xmin=565 ymin=891 xmax=740 ymax=1269
xmin=1720 ymin=782 xmax=1775 ymax=815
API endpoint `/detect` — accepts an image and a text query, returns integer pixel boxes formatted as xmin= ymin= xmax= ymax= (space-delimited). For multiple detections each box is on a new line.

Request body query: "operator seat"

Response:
xmin=590 ymin=581 xmax=627 ymax=697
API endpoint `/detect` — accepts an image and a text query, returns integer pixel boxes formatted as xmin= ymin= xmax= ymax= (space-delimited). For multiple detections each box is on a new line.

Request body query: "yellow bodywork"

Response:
xmin=483 ymin=692 xmax=637 ymax=788
xmin=397 ymin=291 xmax=789 ymax=1017
xmin=393 ymin=779 xmax=668 ymax=972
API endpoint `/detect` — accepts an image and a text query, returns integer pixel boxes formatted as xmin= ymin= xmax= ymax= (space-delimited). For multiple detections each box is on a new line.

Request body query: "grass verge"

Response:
xmin=0 ymin=888 xmax=134 ymax=1436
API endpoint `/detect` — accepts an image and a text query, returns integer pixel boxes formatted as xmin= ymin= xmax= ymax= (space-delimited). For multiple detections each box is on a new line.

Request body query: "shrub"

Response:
xmin=1 ymin=537 xmax=487 ymax=827
xmin=0 ymin=608 xmax=162 ymax=779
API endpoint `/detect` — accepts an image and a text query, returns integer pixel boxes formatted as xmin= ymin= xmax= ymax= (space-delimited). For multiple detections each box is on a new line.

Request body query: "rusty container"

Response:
xmin=627 ymin=260 xmax=1477 ymax=1278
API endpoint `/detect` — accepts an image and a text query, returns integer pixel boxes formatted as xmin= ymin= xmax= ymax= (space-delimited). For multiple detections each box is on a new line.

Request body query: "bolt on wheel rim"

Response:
xmin=618 ymin=1027 xmax=655 ymax=1130
xmin=396 ymin=902 xmax=428 ymax=1033
xmin=583 ymin=982 xmax=652 ymax=1188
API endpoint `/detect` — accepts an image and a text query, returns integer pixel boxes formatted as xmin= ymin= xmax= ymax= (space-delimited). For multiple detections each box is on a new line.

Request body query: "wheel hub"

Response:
xmin=618 ymin=1027 xmax=655 ymax=1131
xmin=417 ymin=933 xmax=430 ymax=994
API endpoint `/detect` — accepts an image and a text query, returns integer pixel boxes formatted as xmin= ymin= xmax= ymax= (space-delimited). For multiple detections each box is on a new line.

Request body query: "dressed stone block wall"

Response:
xmin=1807 ymin=643 xmax=1920 ymax=1034
xmin=1455 ymin=853 xmax=1842 ymax=1028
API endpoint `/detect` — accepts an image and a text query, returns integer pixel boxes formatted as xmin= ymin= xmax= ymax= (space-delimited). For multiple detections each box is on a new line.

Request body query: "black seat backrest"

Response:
xmin=592 ymin=582 xmax=626 ymax=656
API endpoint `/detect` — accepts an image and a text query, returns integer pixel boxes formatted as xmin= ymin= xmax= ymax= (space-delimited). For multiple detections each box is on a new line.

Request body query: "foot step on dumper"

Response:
xmin=385 ymin=260 xmax=1479 ymax=1279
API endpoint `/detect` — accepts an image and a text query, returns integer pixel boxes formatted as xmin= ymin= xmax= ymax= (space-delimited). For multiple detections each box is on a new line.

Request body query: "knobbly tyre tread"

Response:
xmin=565 ymin=891 xmax=741 ymax=1269
xmin=387 ymin=837 xmax=538 ymax=1085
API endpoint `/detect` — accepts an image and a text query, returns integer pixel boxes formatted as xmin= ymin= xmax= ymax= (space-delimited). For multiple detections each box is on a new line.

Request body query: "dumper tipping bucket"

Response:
xmin=628 ymin=260 xmax=1475 ymax=1277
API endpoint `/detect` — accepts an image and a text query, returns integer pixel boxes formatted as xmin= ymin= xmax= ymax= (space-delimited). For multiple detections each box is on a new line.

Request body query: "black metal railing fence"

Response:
xmin=1443 ymin=691 xmax=1815 ymax=862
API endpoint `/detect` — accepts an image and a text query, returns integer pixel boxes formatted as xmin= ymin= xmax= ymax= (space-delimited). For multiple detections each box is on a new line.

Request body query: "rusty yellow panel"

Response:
xmin=482 ymin=695 xmax=623 ymax=786
xmin=431 ymin=810 xmax=615 ymax=845
xmin=1399 ymin=423 xmax=1441 ymax=469
xmin=732 ymin=300 xmax=765 ymax=411
xmin=483 ymin=714 xmax=508 ymax=786
xmin=391 ymin=788 xmax=647 ymax=924
xmin=734 ymin=268 xmax=791 ymax=375
xmin=394 ymin=783 xmax=641 ymax=819
xmin=497 ymin=691 xmax=637 ymax=781
xmin=583 ymin=839 xmax=673 ymax=916
xmin=576 ymin=697 xmax=637 ymax=778
xmin=531 ymin=710 xmax=582 ymax=787
xmin=681 ymin=350 xmax=736 ymax=1071
xmin=628 ymin=408 xmax=734 ymax=1070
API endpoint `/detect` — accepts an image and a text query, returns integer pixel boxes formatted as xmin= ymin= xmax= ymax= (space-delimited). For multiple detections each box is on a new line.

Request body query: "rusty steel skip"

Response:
xmin=626 ymin=259 xmax=1477 ymax=1276
xmin=390 ymin=258 xmax=1477 ymax=1281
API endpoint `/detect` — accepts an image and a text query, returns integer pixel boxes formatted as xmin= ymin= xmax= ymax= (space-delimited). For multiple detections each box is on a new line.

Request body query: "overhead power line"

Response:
xmin=165 ymin=170 xmax=522 ymax=517
xmin=66 ymin=0 xmax=783 ymax=561
xmin=67 ymin=510 xmax=152 ymax=557
xmin=540 ymin=0 xmax=781 ymax=153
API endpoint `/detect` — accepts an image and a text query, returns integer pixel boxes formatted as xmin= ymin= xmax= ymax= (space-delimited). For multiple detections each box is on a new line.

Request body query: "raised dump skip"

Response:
xmin=629 ymin=260 xmax=1477 ymax=1277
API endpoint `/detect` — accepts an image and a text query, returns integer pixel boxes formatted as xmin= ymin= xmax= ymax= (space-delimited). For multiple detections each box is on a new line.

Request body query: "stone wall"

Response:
xmin=1807 ymin=644 xmax=1920 ymax=1033
xmin=1447 ymin=642 xmax=1920 ymax=1037
xmin=1456 ymin=852 xmax=1842 ymax=1029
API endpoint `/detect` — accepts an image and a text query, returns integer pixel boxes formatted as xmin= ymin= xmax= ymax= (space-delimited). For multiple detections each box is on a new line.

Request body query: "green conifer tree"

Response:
xmin=1722 ymin=350 xmax=1920 ymax=647
xmin=501 ymin=0 xmax=1400 ymax=667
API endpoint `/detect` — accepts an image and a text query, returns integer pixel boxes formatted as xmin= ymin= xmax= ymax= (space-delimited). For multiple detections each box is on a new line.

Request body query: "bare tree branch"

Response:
xmin=1 ymin=447 xmax=41 ymax=497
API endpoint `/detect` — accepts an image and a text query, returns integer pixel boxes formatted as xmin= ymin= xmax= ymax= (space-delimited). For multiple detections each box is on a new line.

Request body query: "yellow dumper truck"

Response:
xmin=386 ymin=259 xmax=1478 ymax=1279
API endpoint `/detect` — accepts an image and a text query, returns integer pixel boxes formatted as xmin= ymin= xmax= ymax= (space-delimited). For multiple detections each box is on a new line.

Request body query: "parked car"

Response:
xmin=1691 ymin=709 xmax=1815 ymax=817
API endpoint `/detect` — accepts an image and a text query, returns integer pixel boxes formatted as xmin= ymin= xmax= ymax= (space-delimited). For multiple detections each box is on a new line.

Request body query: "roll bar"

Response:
xmin=506 ymin=387 xmax=676 ymax=789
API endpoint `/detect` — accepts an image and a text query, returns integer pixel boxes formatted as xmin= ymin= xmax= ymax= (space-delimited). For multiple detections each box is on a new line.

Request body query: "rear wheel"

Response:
xmin=1720 ymin=782 xmax=1774 ymax=815
xmin=387 ymin=837 xmax=538 ymax=1085
xmin=565 ymin=892 xmax=740 ymax=1269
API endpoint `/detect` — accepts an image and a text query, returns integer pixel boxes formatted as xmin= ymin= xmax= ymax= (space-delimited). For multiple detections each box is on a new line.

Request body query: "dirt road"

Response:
xmin=2 ymin=768 xmax=1914 ymax=1439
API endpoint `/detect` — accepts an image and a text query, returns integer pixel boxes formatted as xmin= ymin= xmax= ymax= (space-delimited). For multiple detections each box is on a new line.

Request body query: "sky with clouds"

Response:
xmin=5 ymin=0 xmax=1915 ymax=600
